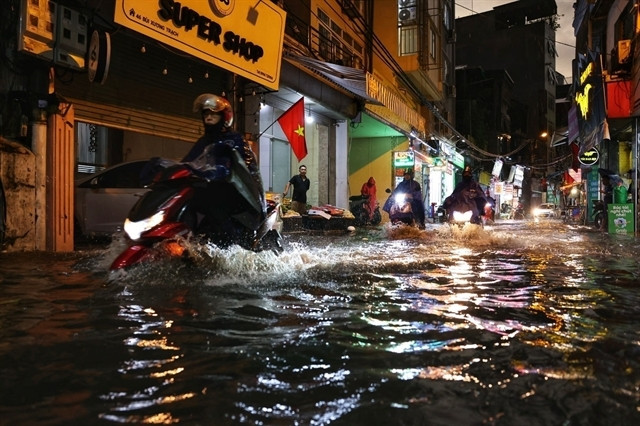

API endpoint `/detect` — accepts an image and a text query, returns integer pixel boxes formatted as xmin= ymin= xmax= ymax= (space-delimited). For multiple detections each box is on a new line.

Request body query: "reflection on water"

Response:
xmin=1 ymin=221 xmax=640 ymax=425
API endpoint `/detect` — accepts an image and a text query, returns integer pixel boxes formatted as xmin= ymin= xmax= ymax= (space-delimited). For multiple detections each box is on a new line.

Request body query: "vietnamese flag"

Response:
xmin=277 ymin=97 xmax=307 ymax=161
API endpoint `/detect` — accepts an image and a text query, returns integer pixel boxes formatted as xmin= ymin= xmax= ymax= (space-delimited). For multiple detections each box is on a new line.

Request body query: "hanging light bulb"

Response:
xmin=252 ymin=89 xmax=256 ymax=96
xmin=188 ymin=76 xmax=193 ymax=83
xmin=140 ymin=44 xmax=146 ymax=53
xmin=162 ymin=67 xmax=168 ymax=75
xmin=204 ymin=70 xmax=209 ymax=79
xmin=239 ymin=96 xmax=243 ymax=102
xmin=221 ymin=91 xmax=226 ymax=97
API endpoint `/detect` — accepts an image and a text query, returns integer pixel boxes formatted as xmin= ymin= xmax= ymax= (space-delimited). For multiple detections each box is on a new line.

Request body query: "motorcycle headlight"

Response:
xmin=452 ymin=210 xmax=473 ymax=222
xmin=394 ymin=193 xmax=407 ymax=204
xmin=124 ymin=211 xmax=166 ymax=240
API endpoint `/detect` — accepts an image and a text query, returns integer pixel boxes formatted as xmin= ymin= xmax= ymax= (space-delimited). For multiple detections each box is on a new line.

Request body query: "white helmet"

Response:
xmin=193 ymin=93 xmax=233 ymax=128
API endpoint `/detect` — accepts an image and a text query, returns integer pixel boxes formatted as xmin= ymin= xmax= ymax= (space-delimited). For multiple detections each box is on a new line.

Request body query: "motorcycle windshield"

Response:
xmin=188 ymin=142 xmax=265 ymax=229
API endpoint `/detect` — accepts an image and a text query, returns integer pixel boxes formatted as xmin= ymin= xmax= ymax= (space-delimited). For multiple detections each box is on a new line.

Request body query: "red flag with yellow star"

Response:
xmin=277 ymin=97 xmax=307 ymax=161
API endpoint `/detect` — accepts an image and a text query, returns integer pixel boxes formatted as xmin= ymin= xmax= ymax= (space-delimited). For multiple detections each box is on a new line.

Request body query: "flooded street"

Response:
xmin=1 ymin=220 xmax=639 ymax=425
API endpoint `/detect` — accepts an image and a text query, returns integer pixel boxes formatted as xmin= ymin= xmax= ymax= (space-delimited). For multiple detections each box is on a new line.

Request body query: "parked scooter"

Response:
xmin=110 ymin=142 xmax=283 ymax=270
xmin=349 ymin=195 xmax=382 ymax=226
xmin=592 ymin=199 xmax=606 ymax=230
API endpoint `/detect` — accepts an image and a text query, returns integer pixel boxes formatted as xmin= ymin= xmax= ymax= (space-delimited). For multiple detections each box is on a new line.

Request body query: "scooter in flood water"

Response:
xmin=383 ymin=188 xmax=417 ymax=226
xmin=441 ymin=189 xmax=486 ymax=227
xmin=110 ymin=142 xmax=283 ymax=270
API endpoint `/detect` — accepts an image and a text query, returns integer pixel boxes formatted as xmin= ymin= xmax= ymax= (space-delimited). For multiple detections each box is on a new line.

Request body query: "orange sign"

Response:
xmin=114 ymin=0 xmax=285 ymax=90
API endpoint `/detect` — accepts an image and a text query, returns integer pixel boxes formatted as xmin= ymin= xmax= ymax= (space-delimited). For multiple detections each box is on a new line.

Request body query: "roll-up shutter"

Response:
xmin=69 ymin=98 xmax=202 ymax=142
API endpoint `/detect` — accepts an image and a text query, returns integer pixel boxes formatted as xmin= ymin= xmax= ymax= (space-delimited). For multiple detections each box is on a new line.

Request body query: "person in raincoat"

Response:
xmin=360 ymin=177 xmax=377 ymax=222
xmin=383 ymin=171 xmax=425 ymax=227
xmin=442 ymin=166 xmax=488 ymax=224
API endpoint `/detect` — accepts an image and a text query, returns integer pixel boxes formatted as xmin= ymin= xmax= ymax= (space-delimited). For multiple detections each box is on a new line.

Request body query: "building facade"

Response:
xmin=0 ymin=0 xmax=466 ymax=251
xmin=455 ymin=0 xmax=558 ymax=211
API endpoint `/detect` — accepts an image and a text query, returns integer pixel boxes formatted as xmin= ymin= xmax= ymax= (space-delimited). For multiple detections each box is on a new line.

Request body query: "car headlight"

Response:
xmin=533 ymin=208 xmax=542 ymax=217
xmin=452 ymin=210 xmax=473 ymax=222
xmin=124 ymin=211 xmax=166 ymax=240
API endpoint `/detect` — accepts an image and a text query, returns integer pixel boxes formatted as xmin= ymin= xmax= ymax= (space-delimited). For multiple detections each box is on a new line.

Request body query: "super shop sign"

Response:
xmin=114 ymin=0 xmax=285 ymax=90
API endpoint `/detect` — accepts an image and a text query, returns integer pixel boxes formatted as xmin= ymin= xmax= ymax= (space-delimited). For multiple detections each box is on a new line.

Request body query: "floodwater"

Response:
xmin=1 ymin=220 xmax=639 ymax=426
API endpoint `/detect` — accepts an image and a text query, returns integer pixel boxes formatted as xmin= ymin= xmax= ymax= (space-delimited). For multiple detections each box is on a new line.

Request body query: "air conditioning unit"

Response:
xmin=398 ymin=7 xmax=417 ymax=25
xmin=17 ymin=0 xmax=56 ymax=61
xmin=55 ymin=5 xmax=87 ymax=70
xmin=618 ymin=39 xmax=631 ymax=64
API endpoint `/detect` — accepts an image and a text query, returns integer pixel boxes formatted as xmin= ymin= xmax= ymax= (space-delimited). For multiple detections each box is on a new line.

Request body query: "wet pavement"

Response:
xmin=1 ymin=219 xmax=639 ymax=425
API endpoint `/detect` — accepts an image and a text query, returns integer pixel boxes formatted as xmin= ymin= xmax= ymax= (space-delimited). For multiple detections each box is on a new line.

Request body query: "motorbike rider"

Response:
xmin=383 ymin=171 xmax=425 ymax=227
xmin=360 ymin=176 xmax=377 ymax=222
xmin=442 ymin=166 xmax=488 ymax=224
xmin=183 ymin=93 xmax=265 ymax=207
xmin=184 ymin=93 xmax=267 ymax=231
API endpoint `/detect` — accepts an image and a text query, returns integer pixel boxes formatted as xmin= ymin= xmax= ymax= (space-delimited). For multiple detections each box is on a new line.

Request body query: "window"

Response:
xmin=430 ymin=28 xmax=436 ymax=59
xmin=318 ymin=9 xmax=329 ymax=25
xmin=317 ymin=7 xmax=364 ymax=67
xmin=399 ymin=26 xmax=418 ymax=55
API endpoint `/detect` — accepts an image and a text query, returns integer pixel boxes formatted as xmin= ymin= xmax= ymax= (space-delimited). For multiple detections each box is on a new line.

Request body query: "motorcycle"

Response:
xmin=349 ymin=195 xmax=382 ymax=226
xmin=110 ymin=142 xmax=283 ymax=270
xmin=483 ymin=197 xmax=496 ymax=225
xmin=441 ymin=189 xmax=485 ymax=227
xmin=592 ymin=199 xmax=606 ymax=230
xmin=383 ymin=188 xmax=416 ymax=226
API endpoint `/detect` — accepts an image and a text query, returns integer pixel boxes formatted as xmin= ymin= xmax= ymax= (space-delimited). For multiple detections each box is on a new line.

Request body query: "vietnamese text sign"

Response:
xmin=114 ymin=0 xmax=285 ymax=90
xmin=394 ymin=151 xmax=414 ymax=167
xmin=607 ymin=203 xmax=634 ymax=234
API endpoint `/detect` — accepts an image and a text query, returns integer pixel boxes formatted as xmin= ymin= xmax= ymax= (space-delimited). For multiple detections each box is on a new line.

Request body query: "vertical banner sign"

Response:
xmin=574 ymin=51 xmax=606 ymax=152
xmin=113 ymin=0 xmax=286 ymax=90
xmin=587 ymin=168 xmax=600 ymax=221
xmin=492 ymin=159 xmax=503 ymax=177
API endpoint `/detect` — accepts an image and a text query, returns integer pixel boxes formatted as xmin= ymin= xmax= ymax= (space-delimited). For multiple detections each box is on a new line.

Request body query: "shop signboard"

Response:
xmin=579 ymin=147 xmax=599 ymax=166
xmin=113 ymin=0 xmax=285 ymax=90
xmin=492 ymin=159 xmax=503 ymax=177
xmin=394 ymin=151 xmax=414 ymax=167
xmin=607 ymin=203 xmax=634 ymax=234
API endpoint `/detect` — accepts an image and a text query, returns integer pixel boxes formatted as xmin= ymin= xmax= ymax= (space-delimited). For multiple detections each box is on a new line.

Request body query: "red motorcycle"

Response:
xmin=110 ymin=142 xmax=283 ymax=270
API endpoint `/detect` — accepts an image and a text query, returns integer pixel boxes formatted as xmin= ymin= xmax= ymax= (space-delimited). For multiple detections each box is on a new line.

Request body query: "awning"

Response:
xmin=283 ymin=53 xmax=382 ymax=105
xmin=551 ymin=127 xmax=568 ymax=147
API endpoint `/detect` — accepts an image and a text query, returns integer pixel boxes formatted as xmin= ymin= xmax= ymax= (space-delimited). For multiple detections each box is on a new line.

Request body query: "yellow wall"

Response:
xmin=619 ymin=142 xmax=632 ymax=175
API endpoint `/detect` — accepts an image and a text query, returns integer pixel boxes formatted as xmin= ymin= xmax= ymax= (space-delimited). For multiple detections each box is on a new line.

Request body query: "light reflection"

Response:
xmin=150 ymin=367 xmax=185 ymax=378
xmin=391 ymin=366 xmax=480 ymax=383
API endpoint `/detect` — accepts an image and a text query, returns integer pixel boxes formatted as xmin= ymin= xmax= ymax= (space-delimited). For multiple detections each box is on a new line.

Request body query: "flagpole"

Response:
xmin=256 ymin=119 xmax=279 ymax=140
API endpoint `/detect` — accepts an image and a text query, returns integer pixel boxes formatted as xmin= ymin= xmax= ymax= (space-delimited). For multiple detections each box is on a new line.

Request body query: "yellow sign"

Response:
xmin=114 ymin=0 xmax=285 ymax=90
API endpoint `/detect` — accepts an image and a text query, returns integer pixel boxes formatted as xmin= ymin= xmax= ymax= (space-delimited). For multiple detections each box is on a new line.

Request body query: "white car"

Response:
xmin=75 ymin=160 xmax=151 ymax=238
xmin=533 ymin=203 xmax=557 ymax=219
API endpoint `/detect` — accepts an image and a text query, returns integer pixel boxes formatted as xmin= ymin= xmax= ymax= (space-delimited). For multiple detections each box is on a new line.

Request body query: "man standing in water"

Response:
xmin=283 ymin=165 xmax=310 ymax=214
